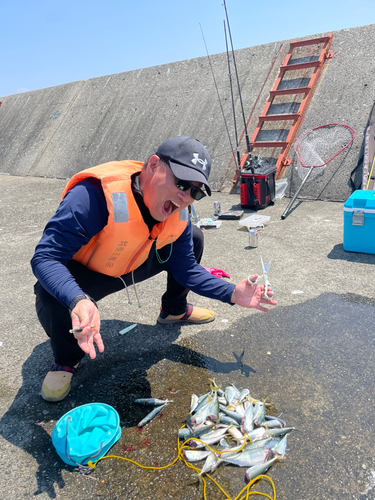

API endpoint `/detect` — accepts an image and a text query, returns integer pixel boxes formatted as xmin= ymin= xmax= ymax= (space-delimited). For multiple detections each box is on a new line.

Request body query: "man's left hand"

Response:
xmin=230 ymin=276 xmax=277 ymax=312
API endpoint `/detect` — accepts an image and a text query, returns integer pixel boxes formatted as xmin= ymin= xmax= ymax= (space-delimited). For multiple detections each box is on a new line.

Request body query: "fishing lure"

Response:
xmin=69 ymin=325 xmax=97 ymax=334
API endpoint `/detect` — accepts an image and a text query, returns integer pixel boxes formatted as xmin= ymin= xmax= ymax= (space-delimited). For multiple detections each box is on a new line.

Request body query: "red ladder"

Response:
xmin=243 ymin=34 xmax=333 ymax=179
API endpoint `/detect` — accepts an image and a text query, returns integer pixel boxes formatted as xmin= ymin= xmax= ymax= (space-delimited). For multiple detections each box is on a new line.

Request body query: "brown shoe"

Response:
xmin=157 ymin=304 xmax=215 ymax=325
xmin=41 ymin=363 xmax=79 ymax=402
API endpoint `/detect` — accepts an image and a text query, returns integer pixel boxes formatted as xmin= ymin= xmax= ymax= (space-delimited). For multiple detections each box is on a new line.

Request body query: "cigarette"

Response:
xmin=69 ymin=325 xmax=97 ymax=334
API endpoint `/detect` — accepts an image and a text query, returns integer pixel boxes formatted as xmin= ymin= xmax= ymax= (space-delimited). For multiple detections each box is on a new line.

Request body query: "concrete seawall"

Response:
xmin=1 ymin=23 xmax=374 ymax=201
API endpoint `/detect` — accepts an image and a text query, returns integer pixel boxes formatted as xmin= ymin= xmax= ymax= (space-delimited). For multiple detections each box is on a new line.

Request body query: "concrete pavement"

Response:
xmin=1 ymin=174 xmax=375 ymax=499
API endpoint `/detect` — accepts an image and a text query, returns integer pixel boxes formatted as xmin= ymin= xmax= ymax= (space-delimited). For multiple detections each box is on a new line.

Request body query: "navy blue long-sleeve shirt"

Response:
xmin=31 ymin=178 xmax=236 ymax=309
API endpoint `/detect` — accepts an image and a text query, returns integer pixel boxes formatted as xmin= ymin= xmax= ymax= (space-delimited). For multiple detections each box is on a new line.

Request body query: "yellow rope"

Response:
xmin=87 ymin=428 xmax=276 ymax=500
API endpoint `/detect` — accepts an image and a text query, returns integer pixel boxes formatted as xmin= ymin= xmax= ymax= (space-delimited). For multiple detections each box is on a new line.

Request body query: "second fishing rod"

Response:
xmin=223 ymin=0 xmax=252 ymax=176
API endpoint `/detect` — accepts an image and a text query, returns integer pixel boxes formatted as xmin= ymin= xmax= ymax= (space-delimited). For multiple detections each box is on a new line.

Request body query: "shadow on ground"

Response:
xmin=2 ymin=293 xmax=375 ymax=499
xmin=328 ymin=243 xmax=375 ymax=263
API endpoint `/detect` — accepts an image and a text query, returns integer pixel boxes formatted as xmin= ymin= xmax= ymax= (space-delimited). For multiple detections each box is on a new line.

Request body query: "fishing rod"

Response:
xmin=224 ymin=20 xmax=241 ymax=170
xmin=223 ymin=0 xmax=252 ymax=166
xmin=199 ymin=23 xmax=238 ymax=171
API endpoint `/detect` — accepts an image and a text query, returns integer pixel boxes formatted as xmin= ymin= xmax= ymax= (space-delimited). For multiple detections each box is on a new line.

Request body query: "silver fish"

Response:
xmin=207 ymin=389 xmax=220 ymax=420
xmin=135 ymin=398 xmax=172 ymax=405
xmin=183 ymin=449 xmax=211 ymax=462
xmin=191 ymin=392 xmax=210 ymax=417
xmin=178 ymin=422 xmax=215 ymax=441
xmin=179 ymin=427 xmax=193 ymax=440
xmin=227 ymin=426 xmax=245 ymax=446
xmin=197 ymin=391 xmax=211 ymax=404
xmin=190 ymin=394 xmax=199 ymax=413
xmin=199 ymin=452 xmax=219 ymax=475
xmin=220 ymin=406 xmax=243 ymax=424
xmin=137 ymin=403 xmax=166 ymax=427
xmin=240 ymin=388 xmax=250 ymax=402
xmin=218 ymin=437 xmax=231 ymax=448
xmin=215 ymin=440 xmax=244 ymax=454
xmin=191 ymin=390 xmax=219 ymax=427
xmin=243 ymin=400 xmax=252 ymax=411
xmin=246 ymin=427 xmax=266 ymax=441
xmin=220 ymin=446 xmax=271 ymax=468
xmin=252 ymin=401 xmax=266 ymax=426
xmin=241 ymin=403 xmax=254 ymax=434
xmin=231 ymin=384 xmax=241 ymax=401
xmin=224 ymin=386 xmax=237 ymax=405
xmin=274 ymin=434 xmax=288 ymax=457
xmin=262 ymin=418 xmax=284 ymax=429
xmin=188 ymin=426 xmax=229 ymax=448
xmin=245 ymin=458 xmax=276 ymax=483
xmin=264 ymin=415 xmax=286 ymax=427
xmin=265 ymin=438 xmax=282 ymax=452
xmin=216 ymin=442 xmax=246 ymax=454
xmin=217 ymin=415 xmax=240 ymax=427
xmin=235 ymin=403 xmax=246 ymax=417
xmin=243 ymin=437 xmax=279 ymax=452
xmin=263 ymin=427 xmax=294 ymax=439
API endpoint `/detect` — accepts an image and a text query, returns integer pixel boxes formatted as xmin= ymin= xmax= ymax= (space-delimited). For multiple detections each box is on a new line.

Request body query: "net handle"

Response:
xmin=297 ymin=123 xmax=356 ymax=168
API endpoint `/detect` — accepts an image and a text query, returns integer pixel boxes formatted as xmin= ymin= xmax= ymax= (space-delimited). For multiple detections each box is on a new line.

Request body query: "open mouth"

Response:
xmin=164 ymin=200 xmax=180 ymax=215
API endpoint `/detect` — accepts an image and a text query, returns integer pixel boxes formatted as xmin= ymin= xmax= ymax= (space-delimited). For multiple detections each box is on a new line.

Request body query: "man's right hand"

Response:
xmin=70 ymin=299 xmax=104 ymax=359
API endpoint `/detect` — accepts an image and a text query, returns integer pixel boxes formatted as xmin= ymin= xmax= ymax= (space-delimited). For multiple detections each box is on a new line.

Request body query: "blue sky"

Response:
xmin=1 ymin=0 xmax=374 ymax=97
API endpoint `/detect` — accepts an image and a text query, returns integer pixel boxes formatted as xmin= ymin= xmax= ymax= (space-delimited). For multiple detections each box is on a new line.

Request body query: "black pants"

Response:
xmin=34 ymin=225 xmax=204 ymax=367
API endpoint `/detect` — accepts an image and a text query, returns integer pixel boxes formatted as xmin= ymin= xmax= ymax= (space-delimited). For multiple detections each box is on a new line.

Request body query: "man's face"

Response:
xmin=142 ymin=156 xmax=201 ymax=221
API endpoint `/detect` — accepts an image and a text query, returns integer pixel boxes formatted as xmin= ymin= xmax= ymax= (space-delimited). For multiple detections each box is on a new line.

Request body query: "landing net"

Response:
xmin=295 ymin=123 xmax=355 ymax=182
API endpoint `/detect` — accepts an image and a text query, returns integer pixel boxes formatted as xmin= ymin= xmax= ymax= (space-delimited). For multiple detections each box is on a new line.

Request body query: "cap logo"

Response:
xmin=191 ymin=153 xmax=207 ymax=170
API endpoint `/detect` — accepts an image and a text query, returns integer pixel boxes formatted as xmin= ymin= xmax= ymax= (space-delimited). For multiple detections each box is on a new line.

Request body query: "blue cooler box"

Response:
xmin=343 ymin=190 xmax=375 ymax=254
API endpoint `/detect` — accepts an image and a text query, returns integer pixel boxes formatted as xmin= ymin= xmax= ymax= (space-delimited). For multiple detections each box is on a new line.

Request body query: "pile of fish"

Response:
xmin=179 ymin=380 xmax=293 ymax=483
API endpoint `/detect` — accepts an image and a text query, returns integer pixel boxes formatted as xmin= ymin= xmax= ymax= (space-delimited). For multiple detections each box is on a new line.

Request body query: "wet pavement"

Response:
xmin=1 ymin=174 xmax=375 ymax=499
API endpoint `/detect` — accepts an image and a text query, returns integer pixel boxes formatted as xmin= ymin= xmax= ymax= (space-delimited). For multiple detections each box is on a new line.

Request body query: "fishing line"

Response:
xmin=86 ymin=430 xmax=277 ymax=500
xmin=223 ymin=0 xmax=252 ymax=159
xmin=199 ymin=23 xmax=238 ymax=170
xmin=224 ymin=19 xmax=241 ymax=169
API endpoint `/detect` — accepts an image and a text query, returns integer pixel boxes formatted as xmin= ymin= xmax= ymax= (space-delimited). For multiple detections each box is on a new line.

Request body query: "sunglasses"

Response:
xmin=175 ymin=178 xmax=206 ymax=201
xmin=162 ymin=159 xmax=206 ymax=201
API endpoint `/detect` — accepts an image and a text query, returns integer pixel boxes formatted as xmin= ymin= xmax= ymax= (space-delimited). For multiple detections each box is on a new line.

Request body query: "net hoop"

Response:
xmin=297 ymin=123 xmax=356 ymax=169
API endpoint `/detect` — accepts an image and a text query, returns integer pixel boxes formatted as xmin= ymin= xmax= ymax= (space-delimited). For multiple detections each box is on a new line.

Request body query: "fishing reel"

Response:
xmin=242 ymin=154 xmax=270 ymax=172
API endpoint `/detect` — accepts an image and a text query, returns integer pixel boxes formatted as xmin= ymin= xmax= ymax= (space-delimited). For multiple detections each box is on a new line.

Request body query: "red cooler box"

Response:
xmin=240 ymin=165 xmax=276 ymax=209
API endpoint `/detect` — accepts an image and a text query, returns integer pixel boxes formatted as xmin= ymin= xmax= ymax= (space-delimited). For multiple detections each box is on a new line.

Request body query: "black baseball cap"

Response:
xmin=155 ymin=136 xmax=212 ymax=196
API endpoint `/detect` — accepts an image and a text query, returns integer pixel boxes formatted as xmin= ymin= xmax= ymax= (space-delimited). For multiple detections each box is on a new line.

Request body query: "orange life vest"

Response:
xmin=61 ymin=160 xmax=189 ymax=277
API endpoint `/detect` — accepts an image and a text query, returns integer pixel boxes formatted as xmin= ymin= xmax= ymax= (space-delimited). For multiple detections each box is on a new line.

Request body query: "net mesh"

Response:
xmin=295 ymin=124 xmax=355 ymax=182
